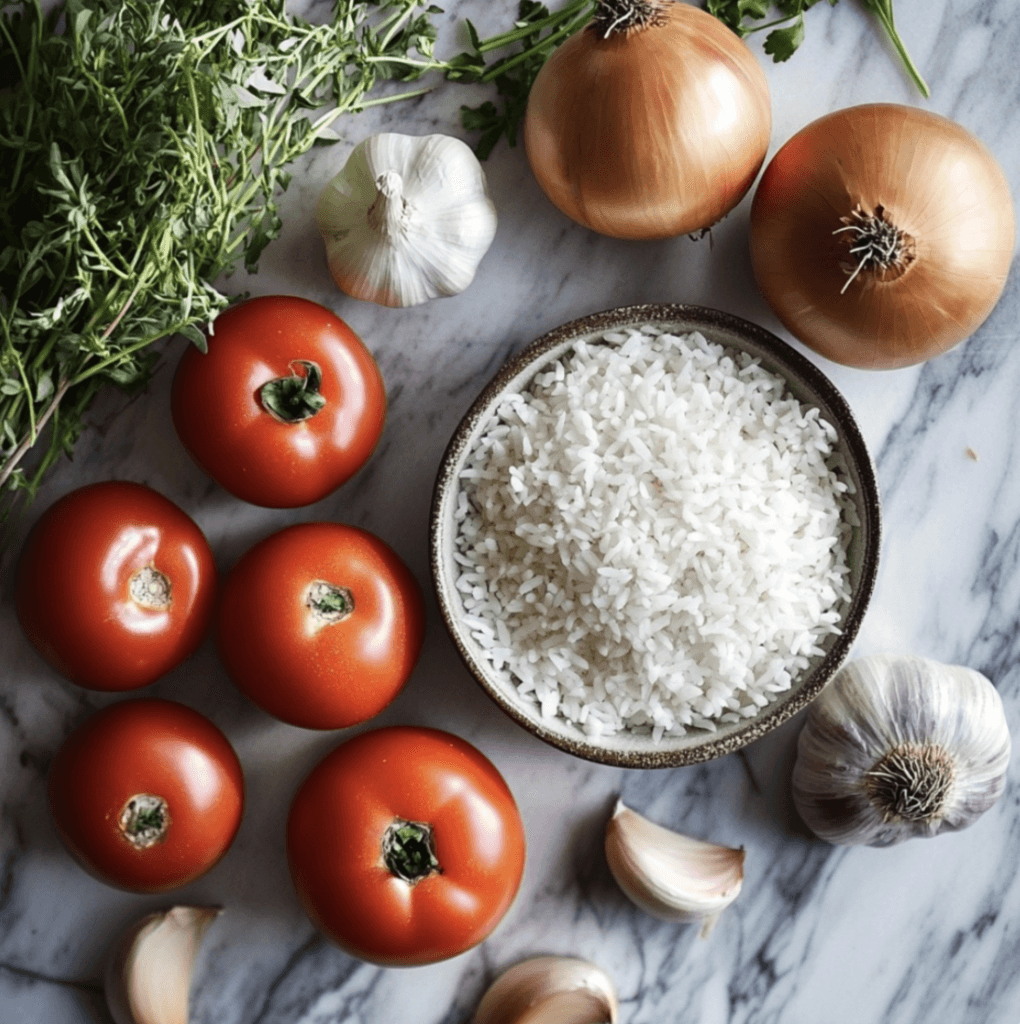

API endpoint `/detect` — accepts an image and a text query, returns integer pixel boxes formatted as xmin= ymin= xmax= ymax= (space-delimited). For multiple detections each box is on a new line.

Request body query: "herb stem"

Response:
xmin=380 ymin=5 xmax=414 ymax=49
xmin=480 ymin=9 xmax=592 ymax=82
xmin=98 ymin=276 xmax=148 ymax=344
xmin=477 ymin=0 xmax=592 ymax=52
xmin=69 ymin=321 xmax=190 ymax=387
xmin=742 ymin=14 xmax=800 ymax=34
xmin=0 ymin=378 xmax=70 ymax=491
xmin=362 ymin=55 xmax=448 ymax=70
xmin=79 ymin=224 xmax=130 ymax=281
xmin=354 ymin=86 xmax=434 ymax=107
xmin=14 ymin=355 xmax=35 ymax=444
xmin=863 ymin=1 xmax=930 ymax=98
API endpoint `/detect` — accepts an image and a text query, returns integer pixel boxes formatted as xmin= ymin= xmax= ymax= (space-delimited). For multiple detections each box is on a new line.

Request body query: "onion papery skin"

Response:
xmin=523 ymin=3 xmax=771 ymax=240
xmin=750 ymin=104 xmax=1015 ymax=370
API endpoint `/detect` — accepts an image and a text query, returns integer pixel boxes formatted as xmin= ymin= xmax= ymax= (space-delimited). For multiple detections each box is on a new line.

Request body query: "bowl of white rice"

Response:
xmin=430 ymin=304 xmax=880 ymax=767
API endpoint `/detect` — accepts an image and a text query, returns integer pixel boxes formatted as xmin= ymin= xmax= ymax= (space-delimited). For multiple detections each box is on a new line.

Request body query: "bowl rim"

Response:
xmin=429 ymin=303 xmax=882 ymax=768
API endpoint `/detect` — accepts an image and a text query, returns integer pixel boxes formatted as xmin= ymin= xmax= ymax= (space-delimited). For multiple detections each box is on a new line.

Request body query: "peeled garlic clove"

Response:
xmin=474 ymin=956 xmax=617 ymax=1024
xmin=792 ymin=654 xmax=1012 ymax=847
xmin=604 ymin=800 xmax=744 ymax=937
xmin=105 ymin=905 xmax=221 ymax=1024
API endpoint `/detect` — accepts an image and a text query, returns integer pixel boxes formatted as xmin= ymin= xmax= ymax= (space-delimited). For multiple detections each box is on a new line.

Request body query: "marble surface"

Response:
xmin=2 ymin=1 xmax=1019 ymax=1022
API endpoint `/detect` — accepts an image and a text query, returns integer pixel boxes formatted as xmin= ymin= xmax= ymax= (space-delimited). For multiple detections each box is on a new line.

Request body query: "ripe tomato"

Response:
xmin=217 ymin=523 xmax=425 ymax=730
xmin=16 ymin=481 xmax=216 ymax=691
xmin=287 ymin=726 xmax=526 ymax=966
xmin=171 ymin=295 xmax=386 ymax=508
xmin=48 ymin=699 xmax=244 ymax=893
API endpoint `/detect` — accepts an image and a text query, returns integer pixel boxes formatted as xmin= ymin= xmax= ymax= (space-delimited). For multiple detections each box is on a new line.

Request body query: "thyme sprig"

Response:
xmin=0 ymin=0 xmax=445 ymax=522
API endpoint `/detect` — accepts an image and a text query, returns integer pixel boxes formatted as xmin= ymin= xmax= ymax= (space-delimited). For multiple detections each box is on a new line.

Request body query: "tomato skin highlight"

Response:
xmin=15 ymin=481 xmax=217 ymax=691
xmin=171 ymin=295 xmax=386 ymax=508
xmin=48 ymin=699 xmax=244 ymax=894
xmin=217 ymin=522 xmax=426 ymax=730
xmin=287 ymin=726 xmax=526 ymax=966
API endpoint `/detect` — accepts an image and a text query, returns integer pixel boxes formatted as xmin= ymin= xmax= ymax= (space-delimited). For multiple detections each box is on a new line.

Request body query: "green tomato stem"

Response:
xmin=258 ymin=360 xmax=328 ymax=424
xmin=119 ymin=794 xmax=171 ymax=849
xmin=381 ymin=818 xmax=441 ymax=885
xmin=306 ymin=581 xmax=354 ymax=626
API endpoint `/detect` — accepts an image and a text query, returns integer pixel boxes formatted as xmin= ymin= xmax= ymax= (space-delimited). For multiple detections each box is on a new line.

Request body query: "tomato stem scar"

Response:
xmin=306 ymin=581 xmax=354 ymax=625
xmin=129 ymin=566 xmax=172 ymax=610
xmin=259 ymin=360 xmax=328 ymax=423
xmin=381 ymin=818 xmax=441 ymax=884
xmin=119 ymin=794 xmax=170 ymax=849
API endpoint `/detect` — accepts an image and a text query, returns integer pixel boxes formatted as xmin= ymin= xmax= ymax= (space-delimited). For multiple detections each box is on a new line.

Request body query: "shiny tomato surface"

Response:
xmin=48 ymin=699 xmax=244 ymax=893
xmin=287 ymin=726 xmax=526 ymax=966
xmin=171 ymin=295 xmax=386 ymax=508
xmin=15 ymin=481 xmax=216 ymax=691
xmin=217 ymin=523 xmax=425 ymax=730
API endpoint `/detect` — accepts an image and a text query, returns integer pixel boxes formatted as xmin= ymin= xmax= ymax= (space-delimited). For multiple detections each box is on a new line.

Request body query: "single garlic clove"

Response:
xmin=604 ymin=800 xmax=744 ymax=937
xmin=105 ymin=905 xmax=222 ymax=1024
xmin=474 ymin=955 xmax=618 ymax=1024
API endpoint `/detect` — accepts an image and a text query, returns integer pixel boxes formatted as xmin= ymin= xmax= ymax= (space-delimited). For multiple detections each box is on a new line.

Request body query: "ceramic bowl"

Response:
xmin=430 ymin=304 xmax=881 ymax=768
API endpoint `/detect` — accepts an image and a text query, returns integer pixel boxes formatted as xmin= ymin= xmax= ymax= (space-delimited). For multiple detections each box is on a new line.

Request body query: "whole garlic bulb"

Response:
xmin=792 ymin=654 xmax=1011 ymax=847
xmin=316 ymin=133 xmax=498 ymax=308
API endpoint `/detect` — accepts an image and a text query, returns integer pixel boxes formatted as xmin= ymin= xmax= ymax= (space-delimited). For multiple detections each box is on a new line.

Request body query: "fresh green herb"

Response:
xmin=0 ymin=0 xmax=446 ymax=524
xmin=447 ymin=0 xmax=596 ymax=159
xmin=704 ymin=0 xmax=930 ymax=96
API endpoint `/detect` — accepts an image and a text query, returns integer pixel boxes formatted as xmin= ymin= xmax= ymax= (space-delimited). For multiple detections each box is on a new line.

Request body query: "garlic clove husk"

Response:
xmin=604 ymin=800 xmax=744 ymax=937
xmin=316 ymin=132 xmax=498 ymax=308
xmin=474 ymin=956 xmax=617 ymax=1024
xmin=792 ymin=654 xmax=1012 ymax=847
xmin=105 ymin=905 xmax=221 ymax=1024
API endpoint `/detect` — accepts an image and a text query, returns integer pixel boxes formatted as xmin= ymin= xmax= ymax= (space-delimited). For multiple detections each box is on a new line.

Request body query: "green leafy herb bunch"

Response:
xmin=0 ymin=0 xmax=444 ymax=521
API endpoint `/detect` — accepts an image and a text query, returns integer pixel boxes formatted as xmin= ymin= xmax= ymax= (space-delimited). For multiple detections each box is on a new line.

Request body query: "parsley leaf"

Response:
xmin=762 ymin=13 xmax=805 ymax=61
xmin=705 ymin=0 xmax=771 ymax=36
xmin=703 ymin=0 xmax=929 ymax=95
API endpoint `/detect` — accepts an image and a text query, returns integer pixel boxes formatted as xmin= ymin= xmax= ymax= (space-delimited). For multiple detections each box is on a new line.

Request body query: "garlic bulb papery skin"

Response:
xmin=105 ymin=906 xmax=221 ymax=1024
xmin=474 ymin=956 xmax=618 ymax=1024
xmin=792 ymin=655 xmax=1012 ymax=847
xmin=604 ymin=801 xmax=744 ymax=938
xmin=316 ymin=133 xmax=498 ymax=308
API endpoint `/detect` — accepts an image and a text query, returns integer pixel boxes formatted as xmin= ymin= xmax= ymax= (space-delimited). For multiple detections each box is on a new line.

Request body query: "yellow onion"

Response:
xmin=750 ymin=103 xmax=1015 ymax=370
xmin=523 ymin=0 xmax=771 ymax=240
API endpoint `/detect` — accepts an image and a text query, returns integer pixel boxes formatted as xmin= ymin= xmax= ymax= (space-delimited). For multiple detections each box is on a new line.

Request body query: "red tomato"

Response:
xmin=48 ymin=699 xmax=244 ymax=893
xmin=16 ymin=481 xmax=216 ymax=691
xmin=217 ymin=523 xmax=425 ymax=730
xmin=287 ymin=726 xmax=526 ymax=966
xmin=171 ymin=295 xmax=386 ymax=508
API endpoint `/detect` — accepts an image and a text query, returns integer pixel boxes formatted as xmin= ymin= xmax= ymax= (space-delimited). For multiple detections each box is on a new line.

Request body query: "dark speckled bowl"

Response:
xmin=430 ymin=305 xmax=881 ymax=768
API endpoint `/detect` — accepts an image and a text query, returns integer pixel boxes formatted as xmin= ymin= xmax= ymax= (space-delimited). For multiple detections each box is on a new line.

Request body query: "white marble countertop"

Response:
xmin=2 ymin=1 xmax=1019 ymax=1022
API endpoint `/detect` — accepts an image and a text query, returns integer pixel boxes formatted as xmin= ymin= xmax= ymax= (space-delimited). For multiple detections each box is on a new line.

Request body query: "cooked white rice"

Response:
xmin=453 ymin=326 xmax=854 ymax=741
